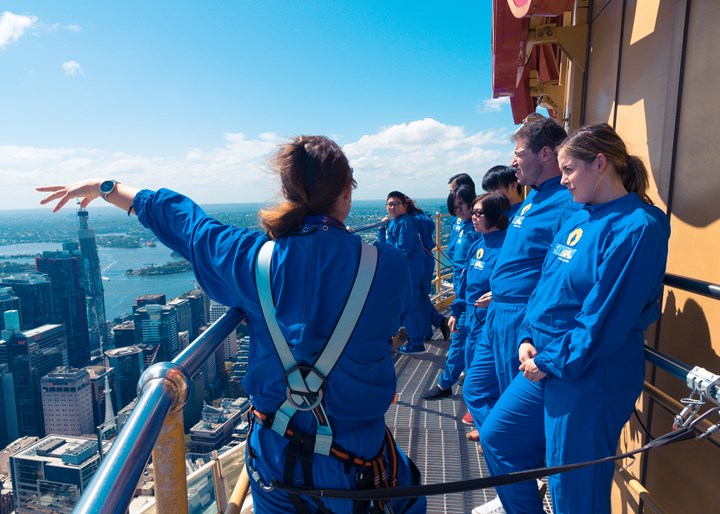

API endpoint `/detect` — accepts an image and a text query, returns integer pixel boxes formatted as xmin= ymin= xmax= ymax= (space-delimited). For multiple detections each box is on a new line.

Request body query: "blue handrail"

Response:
xmin=73 ymin=308 xmax=245 ymax=514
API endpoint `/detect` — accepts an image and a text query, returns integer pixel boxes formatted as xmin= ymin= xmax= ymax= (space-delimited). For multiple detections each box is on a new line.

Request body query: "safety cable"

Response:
xmin=266 ymin=407 xmax=719 ymax=501
xmin=633 ymin=408 xmax=656 ymax=441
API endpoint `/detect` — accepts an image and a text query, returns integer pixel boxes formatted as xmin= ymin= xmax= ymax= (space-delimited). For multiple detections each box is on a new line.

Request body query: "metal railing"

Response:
xmin=73 ymin=309 xmax=246 ymax=514
xmin=646 ymin=274 xmax=720 ymax=406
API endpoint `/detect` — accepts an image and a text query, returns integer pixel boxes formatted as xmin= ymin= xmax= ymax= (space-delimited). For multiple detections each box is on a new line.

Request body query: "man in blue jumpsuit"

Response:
xmin=481 ymin=118 xmax=578 ymax=394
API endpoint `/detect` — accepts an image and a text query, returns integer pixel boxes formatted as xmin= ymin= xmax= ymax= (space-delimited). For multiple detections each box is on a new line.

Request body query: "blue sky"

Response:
xmin=1 ymin=1 xmax=517 ymax=210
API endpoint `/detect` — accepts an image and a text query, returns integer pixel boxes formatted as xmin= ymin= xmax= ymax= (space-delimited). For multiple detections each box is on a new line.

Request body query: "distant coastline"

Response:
xmin=125 ymin=260 xmax=192 ymax=276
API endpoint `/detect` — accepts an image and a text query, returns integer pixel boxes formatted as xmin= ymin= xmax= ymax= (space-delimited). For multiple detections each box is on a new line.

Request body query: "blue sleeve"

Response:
xmin=392 ymin=217 xmax=419 ymax=258
xmin=134 ymin=188 xmax=264 ymax=308
xmin=450 ymin=267 xmax=467 ymax=318
xmin=534 ymin=224 xmax=668 ymax=380
xmin=446 ymin=221 xmax=458 ymax=260
xmin=377 ymin=225 xmax=387 ymax=243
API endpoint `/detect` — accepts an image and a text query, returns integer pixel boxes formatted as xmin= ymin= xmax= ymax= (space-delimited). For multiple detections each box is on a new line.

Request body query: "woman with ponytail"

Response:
xmin=478 ymin=124 xmax=670 ymax=514
xmin=37 ymin=135 xmax=427 ymax=514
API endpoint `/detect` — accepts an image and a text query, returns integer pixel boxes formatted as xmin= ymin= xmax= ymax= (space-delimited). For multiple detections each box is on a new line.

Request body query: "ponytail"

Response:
xmin=624 ymin=155 xmax=653 ymax=205
xmin=259 ymin=136 xmax=354 ymax=239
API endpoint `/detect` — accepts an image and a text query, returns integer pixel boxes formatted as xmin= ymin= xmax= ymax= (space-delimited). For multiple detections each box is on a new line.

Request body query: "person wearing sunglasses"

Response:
xmin=448 ymin=193 xmax=510 ymax=441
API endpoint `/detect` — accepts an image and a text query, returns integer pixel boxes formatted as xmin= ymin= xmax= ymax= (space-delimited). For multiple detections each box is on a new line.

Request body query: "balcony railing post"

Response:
xmin=152 ymin=409 xmax=189 ymax=514
xmin=434 ymin=212 xmax=442 ymax=295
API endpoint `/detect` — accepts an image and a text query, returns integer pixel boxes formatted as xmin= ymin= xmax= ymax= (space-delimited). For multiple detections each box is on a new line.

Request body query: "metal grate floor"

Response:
xmin=386 ymin=331 xmax=553 ymax=514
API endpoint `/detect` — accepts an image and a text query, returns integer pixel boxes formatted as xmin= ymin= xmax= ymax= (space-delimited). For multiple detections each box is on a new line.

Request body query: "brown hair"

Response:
xmin=559 ymin=123 xmax=652 ymax=204
xmin=386 ymin=191 xmax=421 ymax=215
xmin=259 ymin=135 xmax=355 ymax=239
xmin=512 ymin=117 xmax=567 ymax=153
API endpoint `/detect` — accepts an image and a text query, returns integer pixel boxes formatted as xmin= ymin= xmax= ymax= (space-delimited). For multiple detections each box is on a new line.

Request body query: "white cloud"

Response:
xmin=62 ymin=60 xmax=83 ymax=76
xmin=3 ymin=120 xmax=515 ymax=210
xmin=65 ymin=24 xmax=82 ymax=32
xmin=0 ymin=11 xmax=38 ymax=48
xmin=479 ymin=96 xmax=510 ymax=113
xmin=343 ymin=118 xmax=513 ymax=200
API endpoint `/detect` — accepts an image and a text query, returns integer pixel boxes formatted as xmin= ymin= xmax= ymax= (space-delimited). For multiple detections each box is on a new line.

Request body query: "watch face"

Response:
xmin=100 ymin=180 xmax=115 ymax=194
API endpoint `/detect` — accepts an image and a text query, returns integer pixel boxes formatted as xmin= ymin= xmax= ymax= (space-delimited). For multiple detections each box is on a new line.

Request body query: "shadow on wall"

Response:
xmin=657 ymin=291 xmax=720 ymax=398
xmin=591 ymin=0 xmax=720 ymax=227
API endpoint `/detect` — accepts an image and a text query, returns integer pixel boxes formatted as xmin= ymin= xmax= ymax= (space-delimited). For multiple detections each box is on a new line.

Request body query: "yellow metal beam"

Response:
xmin=528 ymin=22 xmax=588 ymax=71
xmin=152 ymin=409 xmax=189 ymax=514
xmin=529 ymin=70 xmax=566 ymax=121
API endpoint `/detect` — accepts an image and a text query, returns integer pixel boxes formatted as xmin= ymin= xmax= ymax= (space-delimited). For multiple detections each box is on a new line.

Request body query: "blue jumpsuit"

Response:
xmin=453 ymin=230 xmax=506 ymax=428
xmin=412 ymin=212 xmax=443 ymax=337
xmin=134 ymin=189 xmax=427 ymax=514
xmin=482 ymin=177 xmax=577 ymax=392
xmin=438 ymin=218 xmax=480 ymax=389
xmin=480 ymin=193 xmax=670 ymax=514
xmin=378 ymin=213 xmax=426 ymax=350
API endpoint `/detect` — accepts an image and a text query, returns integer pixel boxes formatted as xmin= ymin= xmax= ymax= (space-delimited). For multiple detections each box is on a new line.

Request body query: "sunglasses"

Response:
xmin=386 ymin=201 xmax=402 ymax=207
xmin=472 ymin=209 xmax=485 ymax=217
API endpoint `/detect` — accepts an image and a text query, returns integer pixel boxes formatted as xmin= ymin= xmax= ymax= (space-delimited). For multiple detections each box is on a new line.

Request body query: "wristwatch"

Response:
xmin=99 ymin=180 xmax=119 ymax=201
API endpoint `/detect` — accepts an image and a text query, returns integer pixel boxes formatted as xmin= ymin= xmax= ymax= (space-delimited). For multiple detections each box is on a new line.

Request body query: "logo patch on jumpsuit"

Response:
xmin=552 ymin=228 xmax=583 ymax=262
xmin=472 ymin=247 xmax=486 ymax=270
xmin=512 ymin=204 xmax=532 ymax=228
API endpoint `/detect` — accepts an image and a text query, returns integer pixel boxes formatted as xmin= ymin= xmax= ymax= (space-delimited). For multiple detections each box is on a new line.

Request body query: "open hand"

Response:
xmin=37 ymin=179 xmax=104 ymax=212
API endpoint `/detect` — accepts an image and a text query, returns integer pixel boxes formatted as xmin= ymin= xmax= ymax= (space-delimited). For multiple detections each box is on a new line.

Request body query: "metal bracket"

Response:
xmin=528 ymin=70 xmax=566 ymax=119
xmin=687 ymin=366 xmax=720 ymax=404
xmin=528 ymin=22 xmax=588 ymax=71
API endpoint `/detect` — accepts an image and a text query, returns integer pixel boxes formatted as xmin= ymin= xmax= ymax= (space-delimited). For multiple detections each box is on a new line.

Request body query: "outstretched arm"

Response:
xmin=37 ymin=179 xmax=141 ymax=214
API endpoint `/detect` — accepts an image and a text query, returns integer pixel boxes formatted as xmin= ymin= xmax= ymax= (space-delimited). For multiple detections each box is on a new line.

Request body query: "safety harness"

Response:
xmin=252 ymin=240 xmax=402 ymax=513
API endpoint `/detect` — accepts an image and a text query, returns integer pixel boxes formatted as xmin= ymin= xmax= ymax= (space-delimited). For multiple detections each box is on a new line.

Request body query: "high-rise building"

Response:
xmin=0 ymin=273 xmax=53 ymax=330
xmin=104 ymin=346 xmax=144 ymax=410
xmin=111 ymin=320 xmax=135 ymax=348
xmin=84 ymin=365 xmax=117 ymax=429
xmin=0 ymin=363 xmax=14 ymax=449
xmin=0 ymin=288 xmax=20 ymax=332
xmin=227 ymin=336 xmax=250 ymax=398
xmin=9 ymin=435 xmax=109 ymax=513
xmin=133 ymin=294 xmax=166 ymax=313
xmin=134 ymin=304 xmax=179 ymax=362
xmin=196 ymin=324 xmax=225 ymax=400
xmin=186 ymin=290 xmax=208 ymax=340
xmin=209 ymin=300 xmax=238 ymax=361
xmin=41 ymin=367 xmax=94 ymax=437
xmin=0 ymin=316 xmax=68 ymax=438
xmin=35 ymin=250 xmax=90 ymax=367
xmin=76 ymin=209 xmax=107 ymax=354
xmin=168 ymin=297 xmax=192 ymax=339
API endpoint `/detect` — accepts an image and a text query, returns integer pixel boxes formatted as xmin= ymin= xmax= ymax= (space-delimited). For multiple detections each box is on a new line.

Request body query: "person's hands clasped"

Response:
xmin=37 ymin=179 xmax=105 ymax=212
xmin=518 ymin=339 xmax=546 ymax=382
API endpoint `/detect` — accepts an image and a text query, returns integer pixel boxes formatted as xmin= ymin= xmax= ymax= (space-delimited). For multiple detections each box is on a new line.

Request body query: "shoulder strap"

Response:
xmin=254 ymin=240 xmax=378 ymax=455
